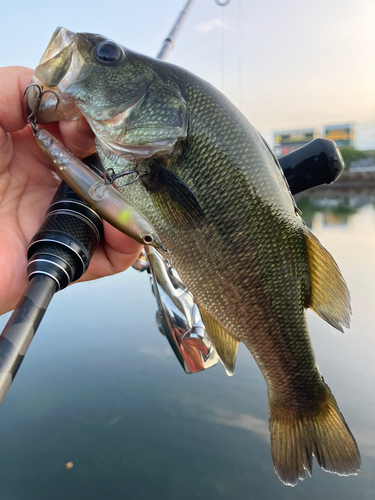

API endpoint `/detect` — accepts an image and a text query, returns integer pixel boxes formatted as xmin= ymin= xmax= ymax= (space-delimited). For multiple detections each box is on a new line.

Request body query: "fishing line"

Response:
xmin=216 ymin=0 xmax=231 ymax=94
xmin=237 ymin=0 xmax=243 ymax=110
xmin=219 ymin=0 xmax=226 ymax=92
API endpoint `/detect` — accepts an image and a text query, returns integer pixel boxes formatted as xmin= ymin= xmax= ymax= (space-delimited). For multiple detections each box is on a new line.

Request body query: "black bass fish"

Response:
xmin=26 ymin=27 xmax=360 ymax=486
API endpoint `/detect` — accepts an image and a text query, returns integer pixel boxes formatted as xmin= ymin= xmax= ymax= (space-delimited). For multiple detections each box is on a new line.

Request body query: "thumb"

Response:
xmin=59 ymin=116 xmax=96 ymax=159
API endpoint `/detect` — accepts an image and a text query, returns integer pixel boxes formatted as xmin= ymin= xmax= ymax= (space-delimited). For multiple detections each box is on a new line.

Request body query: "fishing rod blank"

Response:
xmin=156 ymin=0 xmax=196 ymax=60
xmin=0 ymin=275 xmax=57 ymax=403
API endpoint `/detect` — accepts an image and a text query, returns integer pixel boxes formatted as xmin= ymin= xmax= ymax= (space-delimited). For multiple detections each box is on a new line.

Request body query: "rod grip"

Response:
xmin=279 ymin=138 xmax=345 ymax=195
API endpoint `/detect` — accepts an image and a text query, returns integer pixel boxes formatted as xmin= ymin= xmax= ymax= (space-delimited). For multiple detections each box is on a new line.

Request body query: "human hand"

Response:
xmin=0 ymin=66 xmax=142 ymax=315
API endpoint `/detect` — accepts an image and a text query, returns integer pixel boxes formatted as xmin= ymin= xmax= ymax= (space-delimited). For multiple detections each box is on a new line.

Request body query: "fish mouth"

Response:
xmin=26 ymin=27 xmax=85 ymax=123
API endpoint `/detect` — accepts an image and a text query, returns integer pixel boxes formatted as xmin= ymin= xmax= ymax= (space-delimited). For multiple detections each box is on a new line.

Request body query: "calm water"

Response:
xmin=0 ymin=187 xmax=374 ymax=500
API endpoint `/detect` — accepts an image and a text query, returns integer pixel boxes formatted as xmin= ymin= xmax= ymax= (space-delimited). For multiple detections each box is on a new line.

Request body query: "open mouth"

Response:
xmin=26 ymin=27 xmax=85 ymax=124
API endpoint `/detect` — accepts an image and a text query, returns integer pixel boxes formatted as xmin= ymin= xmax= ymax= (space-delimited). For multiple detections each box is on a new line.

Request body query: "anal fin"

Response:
xmin=305 ymin=229 xmax=351 ymax=332
xmin=199 ymin=310 xmax=239 ymax=376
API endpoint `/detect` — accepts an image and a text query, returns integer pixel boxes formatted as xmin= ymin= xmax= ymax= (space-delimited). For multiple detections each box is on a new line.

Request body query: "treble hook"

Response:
xmin=23 ymin=84 xmax=60 ymax=136
xmin=104 ymin=153 xmax=148 ymax=186
xmin=104 ymin=165 xmax=148 ymax=186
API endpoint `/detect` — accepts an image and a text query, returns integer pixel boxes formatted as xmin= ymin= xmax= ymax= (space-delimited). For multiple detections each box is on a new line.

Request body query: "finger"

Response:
xmin=59 ymin=117 xmax=96 ymax=159
xmin=102 ymin=222 xmax=143 ymax=272
xmin=0 ymin=127 xmax=13 ymax=174
xmin=0 ymin=66 xmax=34 ymax=132
xmin=80 ymin=222 xmax=142 ymax=282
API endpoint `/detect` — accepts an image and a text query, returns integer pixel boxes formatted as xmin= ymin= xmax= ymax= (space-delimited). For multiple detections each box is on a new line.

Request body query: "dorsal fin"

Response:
xmin=305 ymin=229 xmax=351 ymax=332
xmin=199 ymin=309 xmax=239 ymax=376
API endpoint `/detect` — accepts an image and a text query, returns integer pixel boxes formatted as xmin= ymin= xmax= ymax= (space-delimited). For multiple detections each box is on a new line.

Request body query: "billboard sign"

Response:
xmin=274 ymin=129 xmax=315 ymax=156
xmin=324 ymin=124 xmax=354 ymax=147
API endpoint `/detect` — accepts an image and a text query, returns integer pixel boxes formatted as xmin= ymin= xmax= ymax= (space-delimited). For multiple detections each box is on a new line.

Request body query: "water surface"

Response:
xmin=0 ymin=187 xmax=374 ymax=500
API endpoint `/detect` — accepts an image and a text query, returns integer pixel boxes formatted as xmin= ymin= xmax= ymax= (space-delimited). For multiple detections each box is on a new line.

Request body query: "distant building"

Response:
xmin=274 ymin=129 xmax=315 ymax=157
xmin=323 ymin=124 xmax=354 ymax=147
xmin=271 ymin=123 xmax=374 ymax=156
xmin=350 ymin=157 xmax=375 ymax=172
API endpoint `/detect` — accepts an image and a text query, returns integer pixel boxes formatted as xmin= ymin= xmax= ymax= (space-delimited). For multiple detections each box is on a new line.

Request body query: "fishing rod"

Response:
xmin=0 ymin=155 xmax=104 ymax=403
xmin=0 ymin=0 xmax=202 ymax=403
xmin=156 ymin=0 xmax=196 ymax=60
xmin=0 ymin=0 xmax=344 ymax=403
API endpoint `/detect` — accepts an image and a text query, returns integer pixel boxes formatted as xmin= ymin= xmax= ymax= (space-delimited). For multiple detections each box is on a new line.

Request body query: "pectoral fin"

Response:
xmin=305 ymin=229 xmax=351 ymax=332
xmin=199 ymin=309 xmax=239 ymax=376
xmin=142 ymin=161 xmax=205 ymax=226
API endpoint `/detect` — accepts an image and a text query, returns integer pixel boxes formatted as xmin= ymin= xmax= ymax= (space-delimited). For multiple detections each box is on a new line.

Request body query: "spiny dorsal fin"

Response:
xmin=199 ymin=309 xmax=239 ymax=376
xmin=305 ymin=229 xmax=351 ymax=332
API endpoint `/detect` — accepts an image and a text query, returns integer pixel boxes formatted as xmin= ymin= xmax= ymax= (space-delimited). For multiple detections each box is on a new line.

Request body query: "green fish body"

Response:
xmin=28 ymin=28 xmax=360 ymax=485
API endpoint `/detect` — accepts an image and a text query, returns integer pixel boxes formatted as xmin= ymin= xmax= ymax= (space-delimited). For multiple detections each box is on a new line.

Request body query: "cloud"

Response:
xmin=139 ymin=346 xmax=174 ymax=359
xmin=176 ymin=392 xmax=270 ymax=442
xmin=196 ymin=18 xmax=224 ymax=35
xmin=212 ymin=408 xmax=270 ymax=442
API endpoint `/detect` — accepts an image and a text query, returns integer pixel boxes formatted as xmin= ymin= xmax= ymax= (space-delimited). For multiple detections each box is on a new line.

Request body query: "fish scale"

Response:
xmin=113 ymin=84 xmax=314 ymax=386
xmin=29 ymin=28 xmax=360 ymax=486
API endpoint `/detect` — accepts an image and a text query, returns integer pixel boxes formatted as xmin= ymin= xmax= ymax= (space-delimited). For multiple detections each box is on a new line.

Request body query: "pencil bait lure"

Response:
xmin=36 ymin=127 xmax=166 ymax=250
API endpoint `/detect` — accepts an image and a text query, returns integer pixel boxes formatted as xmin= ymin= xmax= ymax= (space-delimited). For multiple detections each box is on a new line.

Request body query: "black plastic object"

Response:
xmin=27 ymin=154 xmax=104 ymax=290
xmin=0 ymin=154 xmax=104 ymax=403
xmin=278 ymin=138 xmax=345 ymax=195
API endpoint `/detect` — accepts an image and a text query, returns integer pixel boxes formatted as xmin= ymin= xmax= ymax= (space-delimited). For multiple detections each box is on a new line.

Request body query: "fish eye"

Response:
xmin=94 ymin=42 xmax=124 ymax=65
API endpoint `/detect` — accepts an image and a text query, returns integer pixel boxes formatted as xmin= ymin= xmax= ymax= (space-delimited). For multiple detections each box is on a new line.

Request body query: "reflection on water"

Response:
xmin=295 ymin=186 xmax=375 ymax=229
xmin=0 ymin=187 xmax=374 ymax=499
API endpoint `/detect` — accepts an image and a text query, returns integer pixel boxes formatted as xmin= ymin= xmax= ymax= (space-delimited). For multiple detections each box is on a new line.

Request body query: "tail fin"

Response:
xmin=269 ymin=384 xmax=361 ymax=486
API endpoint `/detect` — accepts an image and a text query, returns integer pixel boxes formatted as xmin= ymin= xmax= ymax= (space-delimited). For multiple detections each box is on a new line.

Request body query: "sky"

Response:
xmin=0 ymin=0 xmax=374 ymax=147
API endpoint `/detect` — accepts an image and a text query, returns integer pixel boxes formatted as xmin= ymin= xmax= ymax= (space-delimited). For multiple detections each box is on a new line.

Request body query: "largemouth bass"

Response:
xmin=27 ymin=27 xmax=360 ymax=486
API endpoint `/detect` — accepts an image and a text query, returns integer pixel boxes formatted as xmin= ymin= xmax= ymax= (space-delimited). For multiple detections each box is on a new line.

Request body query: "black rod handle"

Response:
xmin=279 ymin=138 xmax=345 ymax=195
